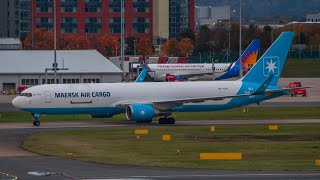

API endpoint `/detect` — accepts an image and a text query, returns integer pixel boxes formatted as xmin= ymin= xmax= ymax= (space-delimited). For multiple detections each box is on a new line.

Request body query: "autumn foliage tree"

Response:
xmin=136 ymin=38 xmax=154 ymax=56
xmin=59 ymin=34 xmax=89 ymax=50
xmin=24 ymin=28 xmax=54 ymax=49
xmin=179 ymin=38 xmax=194 ymax=56
xmin=161 ymin=38 xmax=194 ymax=57
xmin=161 ymin=38 xmax=180 ymax=56
xmin=91 ymin=34 xmax=119 ymax=57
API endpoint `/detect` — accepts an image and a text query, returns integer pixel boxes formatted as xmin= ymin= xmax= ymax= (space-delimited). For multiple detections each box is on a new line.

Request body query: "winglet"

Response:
xmin=135 ymin=65 xmax=150 ymax=83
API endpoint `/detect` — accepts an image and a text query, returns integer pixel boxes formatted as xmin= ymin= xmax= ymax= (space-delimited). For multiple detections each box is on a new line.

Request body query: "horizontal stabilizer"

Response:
xmin=252 ymin=75 xmax=274 ymax=95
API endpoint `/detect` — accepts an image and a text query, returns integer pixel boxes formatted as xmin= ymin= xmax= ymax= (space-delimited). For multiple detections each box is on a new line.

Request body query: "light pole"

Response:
xmin=239 ymin=0 xmax=243 ymax=78
xmin=133 ymin=39 xmax=137 ymax=56
xmin=31 ymin=0 xmax=34 ymax=49
xmin=120 ymin=0 xmax=125 ymax=78
xmin=53 ymin=0 xmax=57 ymax=84
xmin=115 ymin=42 xmax=118 ymax=56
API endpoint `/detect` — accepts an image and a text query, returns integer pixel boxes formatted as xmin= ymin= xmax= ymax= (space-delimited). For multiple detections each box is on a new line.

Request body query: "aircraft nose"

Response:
xmin=12 ymin=97 xmax=20 ymax=108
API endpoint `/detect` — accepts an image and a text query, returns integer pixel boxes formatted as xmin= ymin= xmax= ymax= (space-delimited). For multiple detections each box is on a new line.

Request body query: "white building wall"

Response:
xmin=306 ymin=13 xmax=320 ymax=22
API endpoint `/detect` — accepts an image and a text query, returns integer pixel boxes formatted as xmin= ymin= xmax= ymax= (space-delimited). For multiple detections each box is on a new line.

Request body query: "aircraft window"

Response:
xmin=19 ymin=93 xmax=32 ymax=97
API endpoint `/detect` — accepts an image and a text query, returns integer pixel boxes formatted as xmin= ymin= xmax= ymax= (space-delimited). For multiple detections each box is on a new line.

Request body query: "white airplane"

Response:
xmin=146 ymin=63 xmax=230 ymax=81
xmin=12 ymin=32 xmax=306 ymax=126
xmin=133 ymin=39 xmax=260 ymax=81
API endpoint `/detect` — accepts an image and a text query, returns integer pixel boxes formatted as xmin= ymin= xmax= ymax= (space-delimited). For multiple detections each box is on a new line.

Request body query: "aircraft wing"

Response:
xmin=115 ymin=93 xmax=251 ymax=107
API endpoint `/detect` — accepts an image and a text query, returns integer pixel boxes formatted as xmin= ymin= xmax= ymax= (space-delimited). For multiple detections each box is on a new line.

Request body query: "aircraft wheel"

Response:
xmin=33 ymin=120 xmax=40 ymax=126
xmin=168 ymin=118 xmax=176 ymax=124
xmin=159 ymin=118 xmax=175 ymax=124
xmin=159 ymin=118 xmax=166 ymax=124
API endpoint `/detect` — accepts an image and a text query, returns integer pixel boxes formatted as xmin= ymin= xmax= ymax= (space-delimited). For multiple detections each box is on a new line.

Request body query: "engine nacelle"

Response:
xmin=126 ymin=104 xmax=154 ymax=122
xmin=89 ymin=113 xmax=114 ymax=118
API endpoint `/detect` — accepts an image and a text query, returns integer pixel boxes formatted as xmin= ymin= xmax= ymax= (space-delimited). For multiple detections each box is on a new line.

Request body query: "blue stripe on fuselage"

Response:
xmin=22 ymin=107 xmax=125 ymax=115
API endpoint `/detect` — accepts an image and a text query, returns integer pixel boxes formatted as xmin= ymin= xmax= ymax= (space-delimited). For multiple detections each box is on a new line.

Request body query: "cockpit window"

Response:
xmin=19 ymin=93 xmax=32 ymax=97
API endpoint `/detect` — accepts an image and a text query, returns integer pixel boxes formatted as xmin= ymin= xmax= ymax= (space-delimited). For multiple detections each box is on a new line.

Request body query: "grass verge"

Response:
xmin=0 ymin=107 xmax=320 ymax=123
xmin=282 ymin=58 xmax=320 ymax=77
xmin=21 ymin=124 xmax=320 ymax=170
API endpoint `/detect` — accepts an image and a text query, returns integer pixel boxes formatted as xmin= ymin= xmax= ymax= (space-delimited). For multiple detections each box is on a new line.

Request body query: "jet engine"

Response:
xmin=125 ymin=104 xmax=155 ymax=122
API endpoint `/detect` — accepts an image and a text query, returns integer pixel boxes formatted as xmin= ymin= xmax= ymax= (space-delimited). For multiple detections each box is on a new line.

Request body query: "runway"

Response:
xmin=1 ymin=120 xmax=320 ymax=180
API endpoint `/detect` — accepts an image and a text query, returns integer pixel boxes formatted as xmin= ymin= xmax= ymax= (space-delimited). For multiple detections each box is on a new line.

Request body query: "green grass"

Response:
xmin=1 ymin=107 xmax=320 ymax=123
xmin=22 ymin=124 xmax=320 ymax=170
xmin=282 ymin=58 xmax=320 ymax=77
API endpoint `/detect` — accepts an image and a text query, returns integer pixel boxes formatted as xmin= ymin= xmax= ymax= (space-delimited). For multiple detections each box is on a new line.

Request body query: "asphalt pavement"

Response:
xmin=1 ymin=121 xmax=320 ymax=180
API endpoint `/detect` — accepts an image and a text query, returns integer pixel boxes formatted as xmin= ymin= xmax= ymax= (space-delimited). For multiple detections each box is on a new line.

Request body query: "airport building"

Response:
xmin=195 ymin=5 xmax=230 ymax=30
xmin=1 ymin=0 xmax=195 ymax=41
xmin=0 ymin=50 xmax=122 ymax=92
xmin=0 ymin=38 xmax=23 ymax=50
xmin=306 ymin=13 xmax=320 ymax=22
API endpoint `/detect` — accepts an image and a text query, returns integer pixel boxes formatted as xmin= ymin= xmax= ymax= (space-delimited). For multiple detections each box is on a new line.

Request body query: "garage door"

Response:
xmin=3 ymin=83 xmax=16 ymax=91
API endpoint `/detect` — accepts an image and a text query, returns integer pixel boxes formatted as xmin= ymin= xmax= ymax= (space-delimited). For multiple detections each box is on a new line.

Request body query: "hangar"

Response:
xmin=0 ymin=50 xmax=123 ymax=92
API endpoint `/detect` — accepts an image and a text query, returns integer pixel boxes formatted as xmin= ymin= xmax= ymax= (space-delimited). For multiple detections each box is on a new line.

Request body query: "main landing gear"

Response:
xmin=32 ymin=113 xmax=41 ymax=126
xmin=159 ymin=117 xmax=176 ymax=124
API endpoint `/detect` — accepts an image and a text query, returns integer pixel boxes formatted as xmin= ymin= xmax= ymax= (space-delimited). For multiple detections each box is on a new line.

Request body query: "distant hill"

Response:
xmin=195 ymin=0 xmax=320 ymax=23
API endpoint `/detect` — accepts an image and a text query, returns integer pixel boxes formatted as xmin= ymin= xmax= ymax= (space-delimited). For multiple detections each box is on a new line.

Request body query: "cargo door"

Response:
xmin=45 ymin=91 xmax=51 ymax=103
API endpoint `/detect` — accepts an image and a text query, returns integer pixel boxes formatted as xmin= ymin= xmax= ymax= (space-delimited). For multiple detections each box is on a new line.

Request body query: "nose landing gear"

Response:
xmin=32 ymin=113 xmax=41 ymax=126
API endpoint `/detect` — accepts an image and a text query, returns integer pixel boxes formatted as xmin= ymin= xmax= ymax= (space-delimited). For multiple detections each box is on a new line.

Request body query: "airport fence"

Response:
xmin=188 ymin=50 xmax=320 ymax=63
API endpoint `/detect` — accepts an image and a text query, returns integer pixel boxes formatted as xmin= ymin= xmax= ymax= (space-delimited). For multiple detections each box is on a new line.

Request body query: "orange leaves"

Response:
xmin=136 ymin=38 xmax=154 ymax=56
xmin=161 ymin=38 xmax=179 ymax=56
xmin=161 ymin=38 xmax=194 ymax=57
xmin=24 ymin=28 xmax=54 ymax=49
xmin=179 ymin=38 xmax=194 ymax=56
xmin=91 ymin=34 xmax=119 ymax=57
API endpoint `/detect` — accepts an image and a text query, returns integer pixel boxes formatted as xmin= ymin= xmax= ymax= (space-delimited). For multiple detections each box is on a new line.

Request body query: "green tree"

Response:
xmin=180 ymin=28 xmax=195 ymax=42
xmin=194 ymin=25 xmax=212 ymax=54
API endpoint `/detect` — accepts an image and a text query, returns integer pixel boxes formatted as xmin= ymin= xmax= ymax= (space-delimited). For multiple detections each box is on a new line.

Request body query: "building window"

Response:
xmin=61 ymin=0 xmax=77 ymax=12
xmin=42 ymin=79 xmax=59 ymax=84
xmin=36 ymin=0 xmax=53 ymax=12
xmin=61 ymin=18 xmax=78 ymax=33
xmin=109 ymin=0 xmax=121 ymax=12
xmin=85 ymin=0 xmax=101 ymax=12
xmin=62 ymin=79 xmax=80 ymax=84
xmin=133 ymin=18 xmax=150 ymax=34
xmin=133 ymin=0 xmax=150 ymax=13
xmin=36 ymin=17 xmax=53 ymax=31
xmin=22 ymin=79 xmax=39 ymax=86
xmin=83 ymin=78 xmax=100 ymax=83
xmin=109 ymin=18 xmax=124 ymax=34
xmin=85 ymin=18 xmax=102 ymax=34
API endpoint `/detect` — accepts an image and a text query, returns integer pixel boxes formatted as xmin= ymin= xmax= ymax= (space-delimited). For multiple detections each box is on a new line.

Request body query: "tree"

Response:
xmin=263 ymin=25 xmax=272 ymax=46
xmin=194 ymin=25 xmax=212 ymax=54
xmin=180 ymin=28 xmax=195 ymax=42
xmin=161 ymin=38 xmax=180 ymax=56
xmin=59 ymin=34 xmax=89 ymax=50
xmin=92 ymin=34 xmax=118 ymax=57
xmin=179 ymin=38 xmax=194 ymax=56
xmin=23 ymin=28 xmax=54 ymax=49
xmin=125 ymin=37 xmax=135 ymax=55
xmin=136 ymin=38 xmax=154 ymax=56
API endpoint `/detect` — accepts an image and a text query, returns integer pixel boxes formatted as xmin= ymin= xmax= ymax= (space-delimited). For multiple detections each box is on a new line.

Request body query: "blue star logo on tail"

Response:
xmin=263 ymin=57 xmax=280 ymax=76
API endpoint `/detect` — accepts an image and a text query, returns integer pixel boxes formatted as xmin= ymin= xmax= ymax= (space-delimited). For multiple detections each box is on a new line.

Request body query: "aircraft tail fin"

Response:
xmin=215 ymin=39 xmax=260 ymax=80
xmin=135 ymin=66 xmax=150 ymax=83
xmin=240 ymin=32 xmax=294 ymax=86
